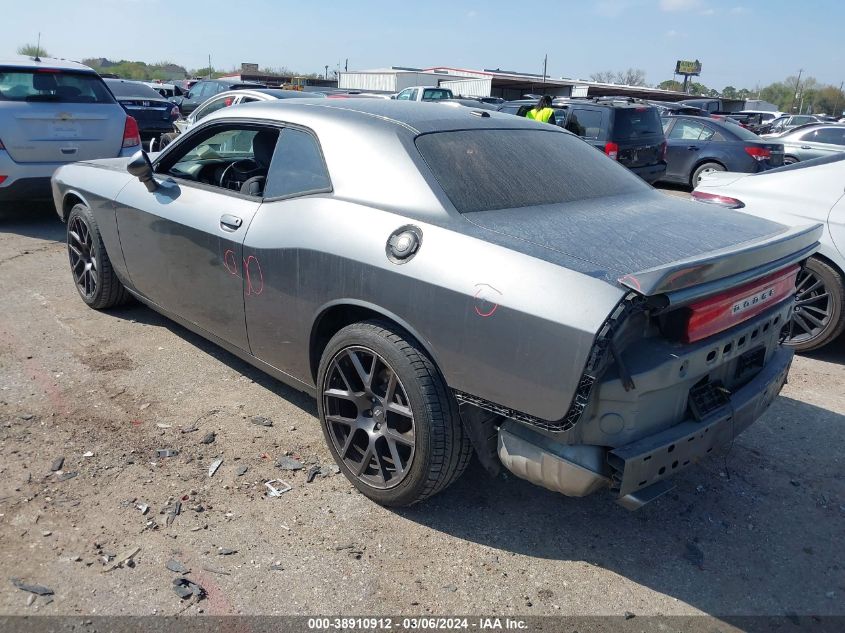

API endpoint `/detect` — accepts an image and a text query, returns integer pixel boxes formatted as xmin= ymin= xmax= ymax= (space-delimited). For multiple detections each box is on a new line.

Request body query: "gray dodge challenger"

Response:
xmin=51 ymin=99 xmax=822 ymax=509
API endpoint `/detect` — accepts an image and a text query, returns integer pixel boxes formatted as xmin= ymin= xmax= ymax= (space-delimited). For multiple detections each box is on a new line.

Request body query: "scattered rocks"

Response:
xmin=50 ymin=457 xmax=65 ymax=472
xmin=156 ymin=449 xmax=179 ymax=458
xmin=306 ymin=465 xmax=321 ymax=483
xmin=250 ymin=416 xmax=273 ymax=427
xmin=172 ymin=577 xmax=205 ymax=601
xmin=200 ymin=432 xmax=216 ymax=445
xmin=181 ymin=425 xmax=198 ymax=434
xmin=217 ymin=548 xmax=237 ymax=556
xmin=165 ymin=559 xmax=189 ymax=574
xmin=442 ymin=584 xmax=457 ymax=593
xmin=102 ymin=546 xmax=140 ymax=572
xmin=41 ymin=531 xmax=52 ymax=537
xmin=624 ymin=612 xmax=636 ymax=620
xmin=202 ymin=565 xmax=230 ymax=576
xmin=82 ymin=451 xmax=94 ymax=458
xmin=56 ymin=472 xmax=78 ymax=482
xmin=275 ymin=456 xmax=303 ymax=471
xmin=235 ymin=465 xmax=248 ymax=477
xmin=20 ymin=413 xmax=35 ymax=421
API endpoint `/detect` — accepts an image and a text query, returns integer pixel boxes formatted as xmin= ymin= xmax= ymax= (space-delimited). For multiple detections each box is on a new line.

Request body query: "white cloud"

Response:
xmin=660 ymin=0 xmax=701 ymax=11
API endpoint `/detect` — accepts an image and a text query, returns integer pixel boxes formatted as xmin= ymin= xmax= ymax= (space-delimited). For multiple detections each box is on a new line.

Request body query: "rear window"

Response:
xmin=612 ymin=108 xmax=663 ymax=140
xmin=724 ymin=123 xmax=761 ymax=141
xmin=106 ymin=80 xmax=164 ymax=100
xmin=416 ymin=129 xmax=648 ymax=214
xmin=421 ymin=88 xmax=452 ymax=101
xmin=0 ymin=68 xmax=114 ymax=103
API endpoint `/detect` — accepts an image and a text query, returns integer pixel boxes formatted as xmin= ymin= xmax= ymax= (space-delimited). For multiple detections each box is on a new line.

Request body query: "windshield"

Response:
xmin=106 ymin=80 xmax=167 ymax=100
xmin=612 ymin=108 xmax=664 ymax=139
xmin=416 ymin=129 xmax=648 ymax=214
xmin=0 ymin=67 xmax=114 ymax=103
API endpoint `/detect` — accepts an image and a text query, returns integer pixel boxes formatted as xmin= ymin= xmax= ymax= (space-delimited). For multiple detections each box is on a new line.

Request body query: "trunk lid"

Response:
xmin=117 ymin=98 xmax=173 ymax=123
xmin=6 ymin=103 xmax=125 ymax=162
xmin=612 ymin=107 xmax=666 ymax=168
xmin=463 ymin=191 xmax=821 ymax=301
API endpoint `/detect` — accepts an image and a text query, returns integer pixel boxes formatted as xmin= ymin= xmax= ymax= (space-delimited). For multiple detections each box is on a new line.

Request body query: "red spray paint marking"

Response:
xmin=223 ymin=249 xmax=239 ymax=277
xmin=473 ymin=283 xmax=501 ymax=318
xmin=619 ymin=274 xmax=642 ymax=292
xmin=243 ymin=255 xmax=264 ymax=296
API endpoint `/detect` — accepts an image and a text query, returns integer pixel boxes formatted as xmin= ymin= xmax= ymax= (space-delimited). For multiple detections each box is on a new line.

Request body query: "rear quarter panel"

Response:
xmin=242 ymin=197 xmax=624 ymax=421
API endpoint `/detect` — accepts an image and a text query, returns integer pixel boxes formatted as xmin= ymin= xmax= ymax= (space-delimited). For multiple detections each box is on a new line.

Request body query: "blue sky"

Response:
xmin=6 ymin=0 xmax=844 ymax=89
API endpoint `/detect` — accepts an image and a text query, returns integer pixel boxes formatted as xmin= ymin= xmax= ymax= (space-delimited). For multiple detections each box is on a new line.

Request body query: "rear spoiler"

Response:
xmin=618 ymin=223 xmax=823 ymax=308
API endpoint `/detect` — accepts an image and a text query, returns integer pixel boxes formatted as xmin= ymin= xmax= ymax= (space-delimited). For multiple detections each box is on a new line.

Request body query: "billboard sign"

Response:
xmin=675 ymin=60 xmax=702 ymax=75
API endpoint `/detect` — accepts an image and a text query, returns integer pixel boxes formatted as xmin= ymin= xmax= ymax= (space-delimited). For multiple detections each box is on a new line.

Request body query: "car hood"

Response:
xmin=462 ymin=189 xmax=819 ymax=298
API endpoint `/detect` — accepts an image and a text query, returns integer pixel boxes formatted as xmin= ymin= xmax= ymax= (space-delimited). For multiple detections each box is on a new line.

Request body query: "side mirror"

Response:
xmin=127 ymin=150 xmax=157 ymax=192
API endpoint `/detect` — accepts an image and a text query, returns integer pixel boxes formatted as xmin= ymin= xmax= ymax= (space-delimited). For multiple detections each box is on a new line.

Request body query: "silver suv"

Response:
xmin=0 ymin=56 xmax=140 ymax=203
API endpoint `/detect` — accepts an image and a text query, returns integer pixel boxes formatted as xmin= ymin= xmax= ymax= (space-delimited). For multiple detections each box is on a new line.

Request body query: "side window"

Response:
xmin=264 ymin=128 xmax=331 ymax=198
xmin=499 ymin=105 xmax=520 ymax=115
xmin=810 ymin=128 xmax=845 ymax=145
xmin=699 ymin=125 xmax=716 ymax=141
xmin=565 ymin=109 xmax=603 ymax=139
xmin=396 ymin=89 xmax=412 ymax=101
xmin=193 ymin=97 xmax=229 ymax=121
xmin=669 ymin=119 xmax=707 ymax=140
xmin=163 ymin=126 xmax=279 ymax=196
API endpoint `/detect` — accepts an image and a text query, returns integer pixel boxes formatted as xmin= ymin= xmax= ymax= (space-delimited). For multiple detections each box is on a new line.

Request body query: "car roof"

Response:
xmin=668 ymin=115 xmax=740 ymax=133
xmin=0 ymin=55 xmax=97 ymax=73
xmin=208 ymin=98 xmax=553 ymax=135
xmin=782 ymin=122 xmax=845 ymax=135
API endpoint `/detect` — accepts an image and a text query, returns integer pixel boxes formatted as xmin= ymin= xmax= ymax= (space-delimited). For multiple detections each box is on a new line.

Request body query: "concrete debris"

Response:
xmin=136 ymin=503 xmax=149 ymax=515
xmin=102 ymin=546 xmax=140 ymax=572
xmin=20 ymin=413 xmax=35 ymax=421
xmin=26 ymin=593 xmax=36 ymax=607
xmin=217 ymin=548 xmax=237 ymax=556
xmin=165 ymin=559 xmax=189 ymax=574
xmin=269 ymin=564 xmax=284 ymax=571
xmin=157 ymin=449 xmax=179 ymax=458
xmin=172 ymin=577 xmax=205 ymax=600
xmin=50 ymin=457 xmax=64 ymax=472
xmin=306 ymin=465 xmax=321 ymax=483
xmin=275 ymin=456 xmax=303 ymax=471
xmin=82 ymin=451 xmax=94 ymax=458
xmin=265 ymin=479 xmax=292 ymax=497
xmin=156 ymin=423 xmax=172 ymax=429
xmin=56 ymin=472 xmax=78 ymax=482
xmin=200 ymin=432 xmax=216 ymax=445
xmin=235 ymin=465 xmax=248 ymax=477
xmin=181 ymin=425 xmax=198 ymax=434
xmin=250 ymin=416 xmax=273 ymax=427
xmin=624 ymin=612 xmax=636 ymax=620
xmin=208 ymin=458 xmax=223 ymax=478
xmin=41 ymin=531 xmax=52 ymax=537
xmin=11 ymin=578 xmax=54 ymax=596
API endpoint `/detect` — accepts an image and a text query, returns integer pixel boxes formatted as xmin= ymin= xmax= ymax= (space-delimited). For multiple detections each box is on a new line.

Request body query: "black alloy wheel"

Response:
xmin=322 ymin=346 xmax=416 ymax=489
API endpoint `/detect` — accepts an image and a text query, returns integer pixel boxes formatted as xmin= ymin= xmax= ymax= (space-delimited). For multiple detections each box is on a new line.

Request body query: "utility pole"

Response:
xmin=36 ymin=32 xmax=42 ymax=60
xmin=789 ymin=68 xmax=803 ymax=113
xmin=345 ymin=58 xmax=348 ymax=72
xmin=207 ymin=54 xmax=212 ymax=79
xmin=542 ymin=54 xmax=547 ymax=86
xmin=325 ymin=65 xmax=329 ymax=80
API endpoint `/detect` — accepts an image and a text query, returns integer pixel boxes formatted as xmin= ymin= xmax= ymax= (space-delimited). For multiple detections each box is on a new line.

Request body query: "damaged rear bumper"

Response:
xmin=497 ymin=344 xmax=792 ymax=507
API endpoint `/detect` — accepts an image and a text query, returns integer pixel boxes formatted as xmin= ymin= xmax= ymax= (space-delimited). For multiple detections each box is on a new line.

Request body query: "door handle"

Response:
xmin=800 ymin=145 xmax=811 ymax=149
xmin=220 ymin=214 xmax=243 ymax=231
xmin=687 ymin=145 xmax=700 ymax=151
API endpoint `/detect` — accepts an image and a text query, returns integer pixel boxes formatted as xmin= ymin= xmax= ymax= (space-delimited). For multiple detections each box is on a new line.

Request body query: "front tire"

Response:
xmin=66 ymin=204 xmax=131 ymax=310
xmin=691 ymin=161 xmax=725 ymax=187
xmin=317 ymin=320 xmax=472 ymax=507
xmin=786 ymin=257 xmax=845 ymax=352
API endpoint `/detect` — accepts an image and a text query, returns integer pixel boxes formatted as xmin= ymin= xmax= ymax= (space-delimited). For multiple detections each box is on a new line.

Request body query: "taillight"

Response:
xmin=0 ymin=176 xmax=7 ymax=185
xmin=122 ymin=116 xmax=140 ymax=148
xmin=744 ymin=146 xmax=771 ymax=161
xmin=224 ymin=97 xmax=234 ymax=106
xmin=604 ymin=141 xmax=619 ymax=160
xmin=690 ymin=190 xmax=745 ymax=209
xmin=684 ymin=265 xmax=800 ymax=343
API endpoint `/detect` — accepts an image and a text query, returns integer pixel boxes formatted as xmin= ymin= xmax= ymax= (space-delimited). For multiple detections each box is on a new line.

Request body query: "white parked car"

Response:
xmin=0 ymin=56 xmax=140 ymax=203
xmin=392 ymin=86 xmax=454 ymax=102
xmin=156 ymin=88 xmax=320 ymax=149
xmin=693 ymin=155 xmax=845 ymax=350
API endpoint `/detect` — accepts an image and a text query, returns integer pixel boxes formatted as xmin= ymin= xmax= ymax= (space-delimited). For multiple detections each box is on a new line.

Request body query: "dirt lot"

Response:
xmin=1 ymin=202 xmax=843 ymax=622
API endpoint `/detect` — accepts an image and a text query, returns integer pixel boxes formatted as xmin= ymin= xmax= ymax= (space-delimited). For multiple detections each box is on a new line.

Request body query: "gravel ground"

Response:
xmin=0 ymin=201 xmax=843 ymax=621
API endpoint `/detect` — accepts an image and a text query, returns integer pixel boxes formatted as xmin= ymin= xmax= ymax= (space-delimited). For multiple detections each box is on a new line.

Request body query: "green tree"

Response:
xmin=17 ymin=43 xmax=48 ymax=57
xmin=657 ymin=79 xmax=684 ymax=91
xmin=721 ymin=86 xmax=738 ymax=98
xmin=589 ymin=68 xmax=647 ymax=86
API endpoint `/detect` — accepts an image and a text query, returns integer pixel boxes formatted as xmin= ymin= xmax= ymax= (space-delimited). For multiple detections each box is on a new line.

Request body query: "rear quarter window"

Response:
xmin=416 ymin=129 xmax=648 ymax=214
xmin=612 ymin=108 xmax=664 ymax=140
xmin=0 ymin=68 xmax=115 ymax=103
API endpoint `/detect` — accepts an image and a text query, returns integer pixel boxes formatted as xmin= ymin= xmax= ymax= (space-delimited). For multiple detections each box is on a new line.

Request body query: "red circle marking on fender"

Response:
xmin=473 ymin=284 xmax=501 ymax=318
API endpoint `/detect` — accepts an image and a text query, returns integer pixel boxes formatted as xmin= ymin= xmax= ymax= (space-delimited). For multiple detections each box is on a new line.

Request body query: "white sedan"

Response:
xmin=693 ymin=155 xmax=845 ymax=351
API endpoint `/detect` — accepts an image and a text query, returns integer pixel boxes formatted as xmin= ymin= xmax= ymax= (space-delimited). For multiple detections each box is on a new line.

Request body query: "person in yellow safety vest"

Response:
xmin=525 ymin=95 xmax=556 ymax=125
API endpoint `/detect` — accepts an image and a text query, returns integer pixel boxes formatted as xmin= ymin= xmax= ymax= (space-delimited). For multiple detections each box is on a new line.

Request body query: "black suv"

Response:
xmin=177 ymin=79 xmax=266 ymax=115
xmin=498 ymin=98 xmax=667 ymax=183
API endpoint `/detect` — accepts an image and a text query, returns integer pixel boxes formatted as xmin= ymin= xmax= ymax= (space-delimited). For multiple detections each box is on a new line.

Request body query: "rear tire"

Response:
xmin=317 ymin=320 xmax=472 ymax=507
xmin=783 ymin=156 xmax=799 ymax=165
xmin=691 ymin=161 xmax=725 ymax=187
xmin=66 ymin=204 xmax=132 ymax=310
xmin=786 ymin=257 xmax=845 ymax=352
